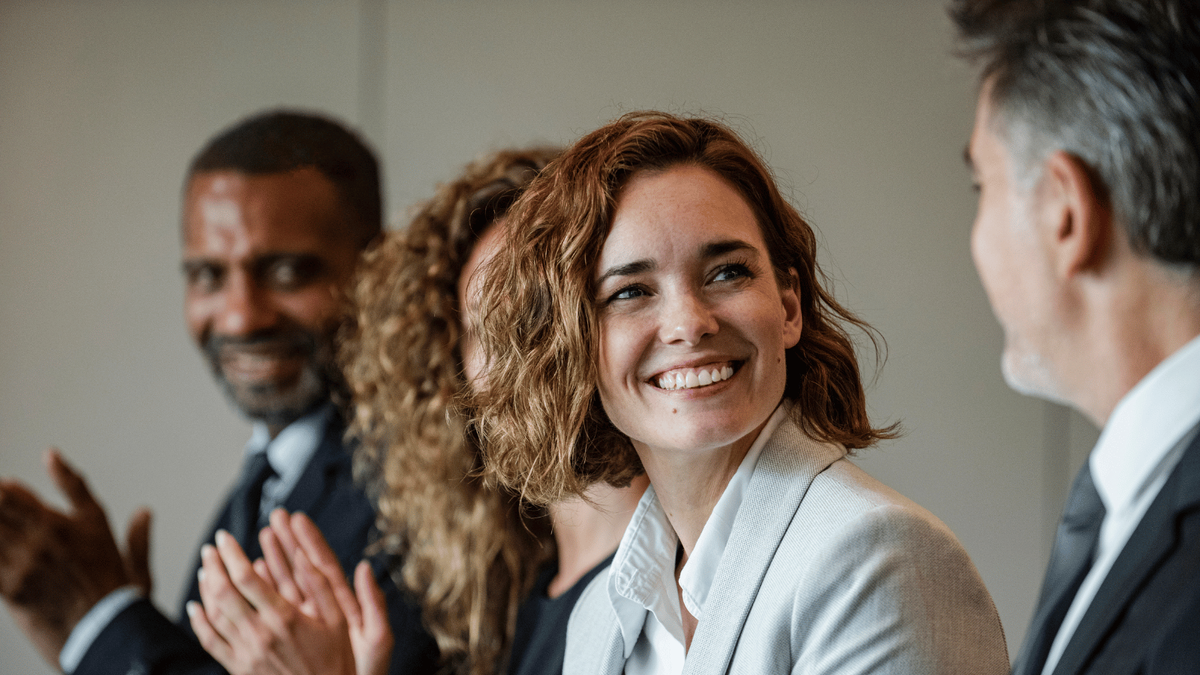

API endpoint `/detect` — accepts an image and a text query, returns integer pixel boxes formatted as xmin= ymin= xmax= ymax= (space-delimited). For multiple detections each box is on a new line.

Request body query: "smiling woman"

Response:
xmin=469 ymin=112 xmax=1011 ymax=674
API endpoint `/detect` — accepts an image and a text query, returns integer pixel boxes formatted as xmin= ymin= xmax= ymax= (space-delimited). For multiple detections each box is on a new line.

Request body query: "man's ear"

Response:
xmin=1038 ymin=150 xmax=1112 ymax=279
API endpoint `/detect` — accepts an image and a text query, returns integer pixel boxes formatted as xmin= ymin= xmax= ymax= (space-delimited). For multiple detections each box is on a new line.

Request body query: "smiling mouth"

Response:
xmin=653 ymin=361 xmax=741 ymax=391
xmin=219 ymin=348 xmax=306 ymax=382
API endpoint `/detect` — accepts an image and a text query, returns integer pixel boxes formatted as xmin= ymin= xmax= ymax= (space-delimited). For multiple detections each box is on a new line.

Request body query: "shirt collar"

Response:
xmin=245 ymin=404 xmax=332 ymax=500
xmin=1091 ymin=333 xmax=1200 ymax=514
xmin=606 ymin=402 xmax=788 ymax=657
xmin=677 ymin=403 xmax=786 ymax=618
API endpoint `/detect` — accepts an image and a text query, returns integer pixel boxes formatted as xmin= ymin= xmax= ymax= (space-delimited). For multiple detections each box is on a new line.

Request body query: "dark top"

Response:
xmin=507 ymin=553 xmax=616 ymax=675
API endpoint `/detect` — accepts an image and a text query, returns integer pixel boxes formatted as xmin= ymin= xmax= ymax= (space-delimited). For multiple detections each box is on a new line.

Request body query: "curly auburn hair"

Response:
xmin=339 ymin=148 xmax=560 ymax=675
xmin=470 ymin=111 xmax=899 ymax=507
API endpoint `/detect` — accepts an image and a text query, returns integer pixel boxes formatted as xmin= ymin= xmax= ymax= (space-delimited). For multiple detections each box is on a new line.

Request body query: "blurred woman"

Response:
xmin=469 ymin=112 xmax=1009 ymax=673
xmin=189 ymin=148 xmax=646 ymax=675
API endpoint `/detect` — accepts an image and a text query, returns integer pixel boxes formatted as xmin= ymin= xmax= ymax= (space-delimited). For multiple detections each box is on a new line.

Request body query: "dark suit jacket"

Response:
xmin=73 ymin=413 xmax=439 ymax=675
xmin=1013 ymin=428 xmax=1200 ymax=675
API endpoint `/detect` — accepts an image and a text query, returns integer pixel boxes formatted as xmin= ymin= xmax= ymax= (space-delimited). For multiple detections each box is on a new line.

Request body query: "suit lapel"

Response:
xmin=564 ymin=569 xmax=628 ymax=675
xmin=282 ymin=415 xmax=351 ymax=518
xmin=1051 ymin=431 xmax=1200 ymax=674
xmin=592 ymin=611 xmax=629 ymax=675
xmin=682 ymin=418 xmax=844 ymax=675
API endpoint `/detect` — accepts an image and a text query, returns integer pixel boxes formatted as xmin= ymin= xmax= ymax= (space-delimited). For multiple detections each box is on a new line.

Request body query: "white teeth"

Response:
xmin=656 ymin=364 xmax=737 ymax=390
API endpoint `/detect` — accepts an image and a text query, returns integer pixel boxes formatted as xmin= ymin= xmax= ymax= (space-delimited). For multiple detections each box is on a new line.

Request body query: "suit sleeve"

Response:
xmin=71 ymin=597 xmax=225 ymax=675
xmin=789 ymin=504 xmax=1010 ymax=675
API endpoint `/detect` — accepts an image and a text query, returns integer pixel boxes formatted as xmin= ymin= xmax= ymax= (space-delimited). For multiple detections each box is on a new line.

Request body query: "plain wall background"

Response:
xmin=1 ymin=1 xmax=1100 ymax=671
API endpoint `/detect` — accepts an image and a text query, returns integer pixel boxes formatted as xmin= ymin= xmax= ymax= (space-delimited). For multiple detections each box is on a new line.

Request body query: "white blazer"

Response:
xmin=565 ymin=417 xmax=1009 ymax=674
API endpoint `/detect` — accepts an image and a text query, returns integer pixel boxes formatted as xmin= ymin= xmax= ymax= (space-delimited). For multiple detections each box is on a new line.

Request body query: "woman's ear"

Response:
xmin=780 ymin=268 xmax=803 ymax=348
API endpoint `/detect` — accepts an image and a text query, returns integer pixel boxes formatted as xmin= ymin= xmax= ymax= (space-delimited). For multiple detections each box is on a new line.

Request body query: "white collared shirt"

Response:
xmin=59 ymin=404 xmax=332 ymax=673
xmin=1041 ymin=334 xmax=1200 ymax=674
xmin=245 ymin=403 xmax=331 ymax=517
xmin=610 ymin=404 xmax=788 ymax=675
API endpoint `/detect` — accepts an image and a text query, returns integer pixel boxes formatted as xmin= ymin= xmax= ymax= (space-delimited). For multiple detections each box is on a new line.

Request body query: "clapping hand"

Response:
xmin=188 ymin=509 xmax=394 ymax=675
xmin=0 ymin=449 xmax=151 ymax=666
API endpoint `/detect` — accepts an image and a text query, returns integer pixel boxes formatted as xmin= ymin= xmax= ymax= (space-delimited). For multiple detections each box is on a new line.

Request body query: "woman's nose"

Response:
xmin=658 ymin=290 xmax=718 ymax=346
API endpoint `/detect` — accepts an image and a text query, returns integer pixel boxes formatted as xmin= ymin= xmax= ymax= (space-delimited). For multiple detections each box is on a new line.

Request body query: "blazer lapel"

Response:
xmin=564 ymin=569 xmax=629 ymax=675
xmin=1051 ymin=431 xmax=1200 ymax=675
xmin=282 ymin=415 xmax=351 ymax=519
xmin=682 ymin=417 xmax=844 ymax=675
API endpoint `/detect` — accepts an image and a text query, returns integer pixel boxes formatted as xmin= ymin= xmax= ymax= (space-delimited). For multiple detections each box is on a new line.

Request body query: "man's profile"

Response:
xmin=953 ymin=0 xmax=1200 ymax=672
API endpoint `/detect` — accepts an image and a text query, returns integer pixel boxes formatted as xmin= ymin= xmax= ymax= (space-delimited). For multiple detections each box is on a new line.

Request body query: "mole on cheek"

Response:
xmin=672 ymin=408 xmax=678 ymax=414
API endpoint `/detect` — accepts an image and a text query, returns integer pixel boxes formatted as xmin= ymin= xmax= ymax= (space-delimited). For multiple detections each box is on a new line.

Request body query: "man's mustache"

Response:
xmin=204 ymin=330 xmax=318 ymax=363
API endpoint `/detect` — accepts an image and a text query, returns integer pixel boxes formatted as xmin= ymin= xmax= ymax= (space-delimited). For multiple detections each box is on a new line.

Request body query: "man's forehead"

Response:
xmin=182 ymin=169 xmax=353 ymax=254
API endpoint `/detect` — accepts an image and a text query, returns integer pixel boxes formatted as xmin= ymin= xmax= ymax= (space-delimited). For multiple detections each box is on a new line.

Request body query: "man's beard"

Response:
xmin=203 ymin=328 xmax=336 ymax=428
xmin=1001 ymin=344 xmax=1071 ymax=408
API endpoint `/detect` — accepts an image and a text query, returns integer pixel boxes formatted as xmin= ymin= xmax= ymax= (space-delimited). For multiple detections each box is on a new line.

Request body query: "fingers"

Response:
xmin=292 ymin=514 xmax=347 ymax=583
xmin=354 ymin=560 xmax=393 ymax=654
xmin=291 ymin=513 xmax=361 ymax=626
xmin=214 ymin=531 xmax=284 ymax=618
xmin=252 ymin=559 xmax=277 ymax=594
xmin=260 ymin=524 xmax=303 ymax=607
xmin=197 ymin=543 xmax=253 ymax=645
xmin=45 ymin=449 xmax=100 ymax=515
xmin=269 ymin=508 xmax=301 ymax=559
xmin=0 ymin=481 xmax=48 ymax=532
xmin=124 ymin=508 xmax=153 ymax=596
xmin=187 ymin=600 xmax=235 ymax=667
xmin=291 ymin=548 xmax=346 ymax=629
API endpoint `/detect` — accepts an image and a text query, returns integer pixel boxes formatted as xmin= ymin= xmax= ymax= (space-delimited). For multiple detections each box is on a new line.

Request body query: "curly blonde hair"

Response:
xmin=339 ymin=148 xmax=560 ymax=675
xmin=470 ymin=112 xmax=899 ymax=507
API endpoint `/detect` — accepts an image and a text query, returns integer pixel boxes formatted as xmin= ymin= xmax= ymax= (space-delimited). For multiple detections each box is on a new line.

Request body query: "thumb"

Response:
xmin=46 ymin=448 xmax=100 ymax=514
xmin=124 ymin=507 xmax=153 ymax=596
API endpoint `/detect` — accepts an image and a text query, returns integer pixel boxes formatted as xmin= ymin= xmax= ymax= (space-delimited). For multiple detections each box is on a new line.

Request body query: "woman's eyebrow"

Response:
xmin=596 ymin=239 xmax=759 ymax=285
xmin=596 ymin=259 xmax=655 ymax=285
xmin=701 ymin=239 xmax=756 ymax=259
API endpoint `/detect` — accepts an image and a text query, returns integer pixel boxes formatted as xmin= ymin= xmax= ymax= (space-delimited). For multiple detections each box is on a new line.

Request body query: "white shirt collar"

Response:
xmin=245 ymin=404 xmax=332 ymax=507
xmin=1090 ymin=333 xmax=1200 ymax=513
xmin=607 ymin=403 xmax=788 ymax=660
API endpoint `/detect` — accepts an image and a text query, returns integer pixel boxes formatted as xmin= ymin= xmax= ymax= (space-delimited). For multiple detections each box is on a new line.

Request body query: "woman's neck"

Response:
xmin=637 ymin=414 xmax=773 ymax=557
xmin=547 ymin=474 xmax=650 ymax=599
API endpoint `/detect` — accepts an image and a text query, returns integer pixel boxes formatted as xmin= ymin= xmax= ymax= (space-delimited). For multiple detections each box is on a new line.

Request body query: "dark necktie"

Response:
xmin=229 ymin=451 xmax=275 ymax=559
xmin=1016 ymin=463 xmax=1107 ymax=675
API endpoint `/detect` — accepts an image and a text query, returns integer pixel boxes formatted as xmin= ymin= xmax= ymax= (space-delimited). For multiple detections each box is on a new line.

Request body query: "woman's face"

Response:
xmin=594 ymin=164 xmax=803 ymax=460
xmin=458 ymin=222 xmax=506 ymax=389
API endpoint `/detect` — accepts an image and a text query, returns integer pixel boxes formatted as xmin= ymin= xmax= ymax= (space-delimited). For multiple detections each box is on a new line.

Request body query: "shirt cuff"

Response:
xmin=59 ymin=585 xmax=144 ymax=674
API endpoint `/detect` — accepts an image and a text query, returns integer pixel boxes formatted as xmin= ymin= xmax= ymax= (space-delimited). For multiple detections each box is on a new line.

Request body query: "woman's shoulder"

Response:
xmin=789 ymin=456 xmax=963 ymax=553
xmin=759 ymin=414 xmax=954 ymax=541
xmin=746 ymin=457 xmax=1008 ymax=673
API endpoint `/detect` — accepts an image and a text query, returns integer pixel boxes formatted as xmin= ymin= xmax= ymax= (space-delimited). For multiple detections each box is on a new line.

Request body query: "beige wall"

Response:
xmin=1 ymin=1 xmax=1097 ymax=671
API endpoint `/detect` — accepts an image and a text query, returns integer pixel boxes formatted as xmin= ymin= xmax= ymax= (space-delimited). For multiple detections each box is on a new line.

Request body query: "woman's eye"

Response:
xmin=608 ymin=284 xmax=649 ymax=303
xmin=712 ymin=263 xmax=752 ymax=283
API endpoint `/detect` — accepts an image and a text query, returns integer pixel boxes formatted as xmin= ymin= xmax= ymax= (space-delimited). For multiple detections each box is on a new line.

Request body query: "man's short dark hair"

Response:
xmin=951 ymin=0 xmax=1200 ymax=267
xmin=188 ymin=110 xmax=383 ymax=248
